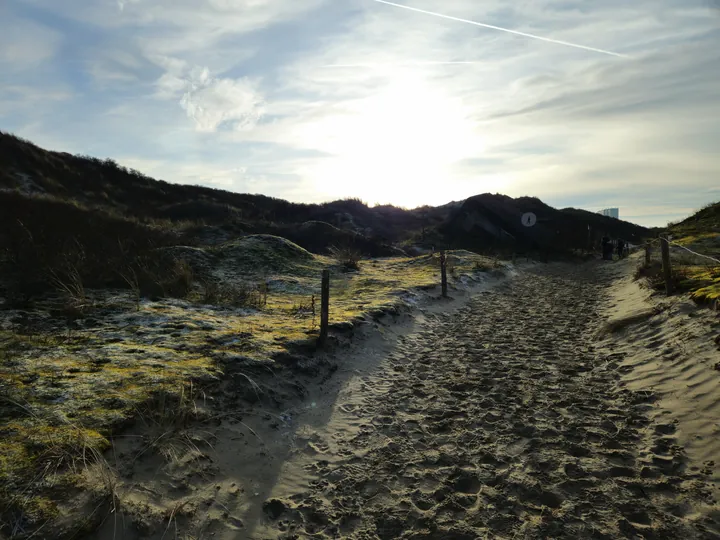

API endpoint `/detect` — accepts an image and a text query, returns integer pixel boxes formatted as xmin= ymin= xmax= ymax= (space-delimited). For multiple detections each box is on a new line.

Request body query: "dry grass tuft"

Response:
xmin=200 ymin=279 xmax=268 ymax=308
xmin=329 ymin=245 xmax=362 ymax=271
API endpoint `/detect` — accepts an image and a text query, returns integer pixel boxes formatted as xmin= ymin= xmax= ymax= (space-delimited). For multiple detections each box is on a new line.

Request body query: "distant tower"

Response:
xmin=597 ymin=208 xmax=619 ymax=219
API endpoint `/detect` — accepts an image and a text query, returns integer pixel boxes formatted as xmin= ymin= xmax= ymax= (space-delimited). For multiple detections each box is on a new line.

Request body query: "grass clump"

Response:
xmin=200 ymin=279 xmax=268 ymax=308
xmin=129 ymin=382 xmax=214 ymax=469
xmin=0 ymin=387 xmax=112 ymax=536
xmin=685 ymin=266 xmax=720 ymax=303
xmin=329 ymin=245 xmax=362 ymax=271
xmin=635 ymin=257 xmax=720 ymax=304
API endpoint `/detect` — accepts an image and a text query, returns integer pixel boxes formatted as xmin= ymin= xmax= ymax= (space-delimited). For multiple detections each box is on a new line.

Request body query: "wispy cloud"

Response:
xmin=0 ymin=12 xmax=60 ymax=68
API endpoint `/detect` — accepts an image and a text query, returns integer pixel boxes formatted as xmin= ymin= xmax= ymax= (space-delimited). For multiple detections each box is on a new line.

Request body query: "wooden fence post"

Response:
xmin=440 ymin=251 xmax=448 ymax=298
xmin=660 ymin=235 xmax=673 ymax=296
xmin=318 ymin=270 xmax=330 ymax=345
xmin=645 ymin=241 xmax=651 ymax=267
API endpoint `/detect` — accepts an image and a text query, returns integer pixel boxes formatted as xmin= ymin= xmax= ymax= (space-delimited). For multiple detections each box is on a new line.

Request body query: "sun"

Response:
xmin=305 ymin=71 xmax=485 ymax=208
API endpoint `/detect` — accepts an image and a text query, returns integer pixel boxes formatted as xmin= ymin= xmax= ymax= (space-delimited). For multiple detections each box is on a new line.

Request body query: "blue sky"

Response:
xmin=1 ymin=0 xmax=719 ymax=227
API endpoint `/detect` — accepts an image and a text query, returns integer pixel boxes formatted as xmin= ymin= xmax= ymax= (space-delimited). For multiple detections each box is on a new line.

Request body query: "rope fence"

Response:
xmin=640 ymin=234 xmax=720 ymax=299
xmin=666 ymin=239 xmax=720 ymax=265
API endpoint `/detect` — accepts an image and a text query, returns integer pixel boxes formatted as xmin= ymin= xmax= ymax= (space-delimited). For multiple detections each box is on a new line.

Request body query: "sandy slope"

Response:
xmin=596 ymin=255 xmax=720 ymax=504
xmin=88 ymin=260 xmax=720 ymax=539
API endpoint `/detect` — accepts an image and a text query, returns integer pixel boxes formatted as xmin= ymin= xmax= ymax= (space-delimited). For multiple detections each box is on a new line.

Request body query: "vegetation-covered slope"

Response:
xmin=668 ymin=201 xmax=720 ymax=303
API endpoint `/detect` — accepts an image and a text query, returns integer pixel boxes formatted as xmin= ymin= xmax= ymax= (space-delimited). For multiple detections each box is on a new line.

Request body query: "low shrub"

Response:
xmin=329 ymin=246 xmax=362 ymax=271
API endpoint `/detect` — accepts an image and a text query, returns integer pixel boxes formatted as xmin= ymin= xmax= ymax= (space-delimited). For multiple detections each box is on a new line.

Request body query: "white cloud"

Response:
xmin=180 ymin=75 xmax=264 ymax=132
xmin=116 ymin=0 xmax=141 ymax=12
xmin=150 ymin=58 xmax=265 ymax=132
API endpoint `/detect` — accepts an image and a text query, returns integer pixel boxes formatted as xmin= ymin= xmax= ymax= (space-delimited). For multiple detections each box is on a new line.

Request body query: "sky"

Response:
xmin=1 ymin=0 xmax=719 ymax=227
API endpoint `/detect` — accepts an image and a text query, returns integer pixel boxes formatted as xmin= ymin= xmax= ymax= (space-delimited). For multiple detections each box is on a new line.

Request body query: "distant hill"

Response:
xmin=442 ymin=194 xmax=649 ymax=255
xmin=0 ymin=130 xmax=651 ymax=262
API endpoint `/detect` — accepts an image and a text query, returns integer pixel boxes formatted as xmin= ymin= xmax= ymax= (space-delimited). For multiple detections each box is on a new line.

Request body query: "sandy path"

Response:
xmin=250 ymin=262 xmax=719 ymax=539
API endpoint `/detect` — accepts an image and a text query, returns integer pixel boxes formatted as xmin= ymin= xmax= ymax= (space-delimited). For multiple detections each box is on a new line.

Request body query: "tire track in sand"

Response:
xmin=259 ymin=262 xmax=719 ymax=539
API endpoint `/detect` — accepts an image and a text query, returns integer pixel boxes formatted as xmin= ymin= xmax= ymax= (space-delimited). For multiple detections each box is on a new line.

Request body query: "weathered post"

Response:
xmin=318 ymin=270 xmax=330 ymax=345
xmin=440 ymin=251 xmax=448 ymax=298
xmin=645 ymin=241 xmax=651 ymax=267
xmin=660 ymin=235 xmax=673 ymax=296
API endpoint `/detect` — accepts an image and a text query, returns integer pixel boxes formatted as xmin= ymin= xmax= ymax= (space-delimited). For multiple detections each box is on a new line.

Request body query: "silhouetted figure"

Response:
xmin=601 ymin=236 xmax=613 ymax=260
xmin=617 ymin=239 xmax=625 ymax=259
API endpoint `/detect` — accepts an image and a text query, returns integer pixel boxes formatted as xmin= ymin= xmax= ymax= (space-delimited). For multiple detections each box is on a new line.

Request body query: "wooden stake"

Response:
xmin=645 ymin=241 xmax=651 ymax=267
xmin=660 ymin=235 xmax=673 ymax=296
xmin=318 ymin=270 xmax=330 ymax=345
xmin=440 ymin=251 xmax=448 ymax=298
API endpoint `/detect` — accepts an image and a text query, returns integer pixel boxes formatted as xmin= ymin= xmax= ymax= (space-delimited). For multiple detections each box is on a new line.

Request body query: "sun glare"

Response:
xmin=305 ymin=72 xmax=485 ymax=207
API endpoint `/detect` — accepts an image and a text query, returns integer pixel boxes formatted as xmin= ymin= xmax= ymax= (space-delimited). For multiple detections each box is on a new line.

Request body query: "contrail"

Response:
xmin=324 ymin=61 xmax=484 ymax=67
xmin=369 ymin=0 xmax=628 ymax=58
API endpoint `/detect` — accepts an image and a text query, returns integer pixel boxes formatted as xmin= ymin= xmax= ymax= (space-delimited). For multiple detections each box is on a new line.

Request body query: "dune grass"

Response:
xmin=683 ymin=266 xmax=720 ymax=303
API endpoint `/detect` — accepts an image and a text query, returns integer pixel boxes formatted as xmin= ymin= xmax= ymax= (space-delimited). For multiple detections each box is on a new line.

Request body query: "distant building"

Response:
xmin=598 ymin=208 xmax=619 ymax=219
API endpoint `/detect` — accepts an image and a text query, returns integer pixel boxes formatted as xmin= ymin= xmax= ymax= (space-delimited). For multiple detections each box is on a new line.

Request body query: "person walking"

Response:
xmin=617 ymin=238 xmax=626 ymax=259
xmin=601 ymin=236 xmax=612 ymax=260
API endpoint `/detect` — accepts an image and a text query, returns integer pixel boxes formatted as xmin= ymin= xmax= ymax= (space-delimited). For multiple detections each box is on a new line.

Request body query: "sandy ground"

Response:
xmin=596 ymin=254 xmax=720 ymax=502
xmin=87 ymin=259 xmax=720 ymax=539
